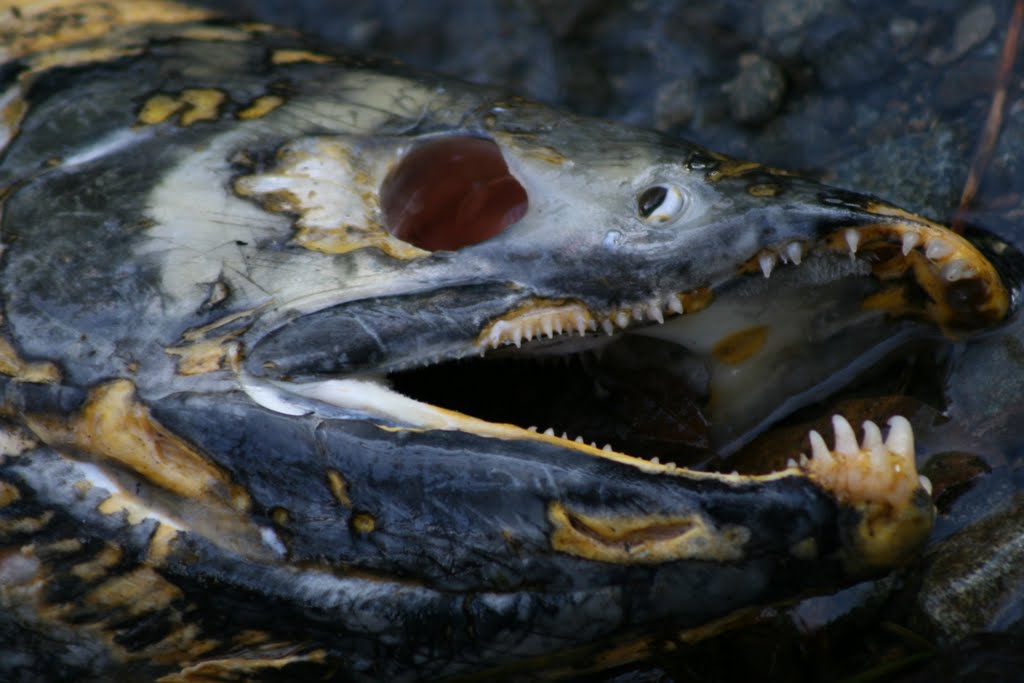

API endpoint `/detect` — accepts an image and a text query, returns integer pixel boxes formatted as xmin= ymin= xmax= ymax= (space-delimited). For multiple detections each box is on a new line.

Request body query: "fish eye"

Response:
xmin=637 ymin=183 xmax=686 ymax=223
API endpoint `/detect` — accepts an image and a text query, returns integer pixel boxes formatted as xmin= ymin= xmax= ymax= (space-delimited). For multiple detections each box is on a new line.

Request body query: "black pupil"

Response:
xmin=638 ymin=186 xmax=667 ymax=218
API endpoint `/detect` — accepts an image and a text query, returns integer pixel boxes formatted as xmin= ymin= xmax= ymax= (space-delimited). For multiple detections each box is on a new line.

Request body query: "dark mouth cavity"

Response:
xmin=387 ymin=334 xmax=716 ymax=466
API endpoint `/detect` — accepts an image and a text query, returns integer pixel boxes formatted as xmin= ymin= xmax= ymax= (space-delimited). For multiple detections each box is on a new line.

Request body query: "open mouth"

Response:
xmin=243 ymin=212 xmax=1008 ymax=477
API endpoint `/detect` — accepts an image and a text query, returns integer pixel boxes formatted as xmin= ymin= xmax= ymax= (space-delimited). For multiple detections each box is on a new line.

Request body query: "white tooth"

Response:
xmin=513 ymin=329 xmax=523 ymax=348
xmin=665 ymin=461 xmax=676 ymax=469
xmin=919 ymin=474 xmax=933 ymax=495
xmin=651 ymin=457 xmax=660 ymax=464
xmin=759 ymin=252 xmax=776 ymax=278
xmin=832 ymin=415 xmax=858 ymax=456
xmin=527 ymin=425 xmax=538 ymax=432
xmin=809 ymin=430 xmax=832 ymax=464
xmin=901 ymin=231 xmax=920 ymax=255
xmin=602 ymin=444 xmax=613 ymax=452
xmin=925 ymin=239 xmax=952 ymax=260
xmin=553 ymin=318 xmax=563 ymax=335
xmin=885 ymin=416 xmax=914 ymax=460
xmin=543 ymin=428 xmax=555 ymax=436
xmin=542 ymin=318 xmax=554 ymax=338
xmin=632 ymin=304 xmax=644 ymax=320
xmin=574 ymin=436 xmax=584 ymax=443
xmin=602 ymin=319 xmax=615 ymax=335
xmin=786 ymin=241 xmax=803 ymax=265
xmin=615 ymin=311 xmax=631 ymax=328
xmin=941 ymin=260 xmax=976 ymax=281
xmin=861 ymin=420 xmax=883 ymax=451
xmin=844 ymin=229 xmax=860 ymax=257
xmin=786 ymin=458 xmax=797 ymax=468
xmin=668 ymin=297 xmax=684 ymax=314
xmin=587 ymin=319 xmax=598 ymax=331
xmin=799 ymin=453 xmax=809 ymax=466
xmin=590 ymin=442 xmax=597 ymax=448
xmin=648 ymin=302 xmax=664 ymax=324
xmin=561 ymin=431 xmax=568 ymax=439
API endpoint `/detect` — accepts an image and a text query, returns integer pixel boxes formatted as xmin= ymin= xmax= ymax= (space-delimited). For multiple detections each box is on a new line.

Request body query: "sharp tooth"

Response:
xmin=901 ymin=231 xmax=920 ymax=255
xmin=759 ymin=252 xmax=776 ymax=278
xmin=513 ymin=329 xmax=523 ymax=348
xmin=832 ymin=415 xmax=858 ymax=456
xmin=648 ymin=302 xmax=665 ymax=324
xmin=527 ymin=425 xmax=538 ymax=432
xmin=574 ymin=436 xmax=584 ymax=443
xmin=553 ymin=318 xmax=563 ymax=335
xmin=786 ymin=241 xmax=803 ymax=265
xmin=799 ymin=453 xmax=809 ymax=466
xmin=632 ymin=304 xmax=644 ymax=320
xmin=668 ymin=296 xmax=684 ymax=314
xmin=844 ymin=229 xmax=860 ymax=257
xmin=602 ymin=319 xmax=615 ymax=335
xmin=543 ymin=428 xmax=555 ymax=436
xmin=615 ymin=310 xmax=630 ymax=328
xmin=561 ymin=431 xmax=568 ymax=439
xmin=885 ymin=415 xmax=914 ymax=460
xmin=919 ymin=474 xmax=933 ymax=495
xmin=574 ymin=314 xmax=588 ymax=336
xmin=809 ymin=430 xmax=832 ymax=465
xmin=651 ymin=457 xmax=660 ymax=464
xmin=602 ymin=443 xmax=613 ymax=451
xmin=786 ymin=458 xmax=797 ymax=468
xmin=941 ymin=260 xmax=976 ymax=281
xmin=925 ymin=239 xmax=952 ymax=260
xmin=861 ymin=420 xmax=883 ymax=451
xmin=541 ymin=318 xmax=554 ymax=338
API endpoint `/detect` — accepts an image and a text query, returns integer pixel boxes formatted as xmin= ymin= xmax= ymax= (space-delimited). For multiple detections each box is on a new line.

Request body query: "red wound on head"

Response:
xmin=381 ymin=136 xmax=528 ymax=251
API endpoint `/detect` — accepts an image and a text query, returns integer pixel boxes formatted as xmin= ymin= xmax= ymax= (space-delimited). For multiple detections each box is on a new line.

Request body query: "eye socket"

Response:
xmin=381 ymin=136 xmax=529 ymax=251
xmin=637 ymin=183 xmax=686 ymax=223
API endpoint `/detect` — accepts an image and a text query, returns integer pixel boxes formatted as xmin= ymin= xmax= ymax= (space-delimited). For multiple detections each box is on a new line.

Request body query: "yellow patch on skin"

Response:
xmin=138 ymin=89 xmax=226 ymax=127
xmin=326 ymin=470 xmax=352 ymax=507
xmin=35 ymin=537 xmax=85 ymax=556
xmin=271 ymin=507 xmax=289 ymax=525
xmin=71 ymin=544 xmax=122 ymax=582
xmin=234 ymin=137 xmax=429 ymax=260
xmin=26 ymin=379 xmax=250 ymax=512
xmin=165 ymin=308 xmax=256 ymax=375
xmin=158 ymin=648 xmax=327 ymax=682
xmin=0 ymin=84 xmax=28 ymax=152
xmin=0 ymin=480 xmax=21 ymax=507
xmin=0 ymin=510 xmax=53 ymax=534
xmin=0 ymin=0 xmax=214 ymax=62
xmin=712 ymin=324 xmax=768 ymax=365
xmin=747 ymin=182 xmax=780 ymax=197
xmin=147 ymin=522 xmax=180 ymax=564
xmin=86 ymin=567 xmax=184 ymax=617
xmin=236 ymin=94 xmax=285 ymax=120
xmin=270 ymin=49 xmax=335 ymax=65
xmin=351 ymin=512 xmax=375 ymax=534
xmin=165 ymin=339 xmax=238 ymax=375
xmin=137 ymin=93 xmax=184 ymax=125
xmin=548 ymin=502 xmax=749 ymax=564
xmin=0 ymin=337 xmax=61 ymax=382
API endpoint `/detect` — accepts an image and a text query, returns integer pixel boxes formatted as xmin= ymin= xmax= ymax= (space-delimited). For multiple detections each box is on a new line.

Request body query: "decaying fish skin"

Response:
xmin=0 ymin=1 xmax=1012 ymax=680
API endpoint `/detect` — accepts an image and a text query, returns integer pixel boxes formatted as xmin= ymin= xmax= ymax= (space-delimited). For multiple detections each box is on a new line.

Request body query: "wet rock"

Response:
xmin=928 ymin=3 xmax=997 ymax=65
xmin=910 ymin=495 xmax=1024 ymax=643
xmin=724 ymin=53 xmax=786 ymax=126
xmin=654 ymin=76 xmax=699 ymax=131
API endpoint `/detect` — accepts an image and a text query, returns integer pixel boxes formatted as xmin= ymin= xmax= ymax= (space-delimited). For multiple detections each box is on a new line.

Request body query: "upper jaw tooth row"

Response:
xmin=753 ymin=226 xmax=977 ymax=281
xmin=480 ymin=292 xmax=705 ymax=350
